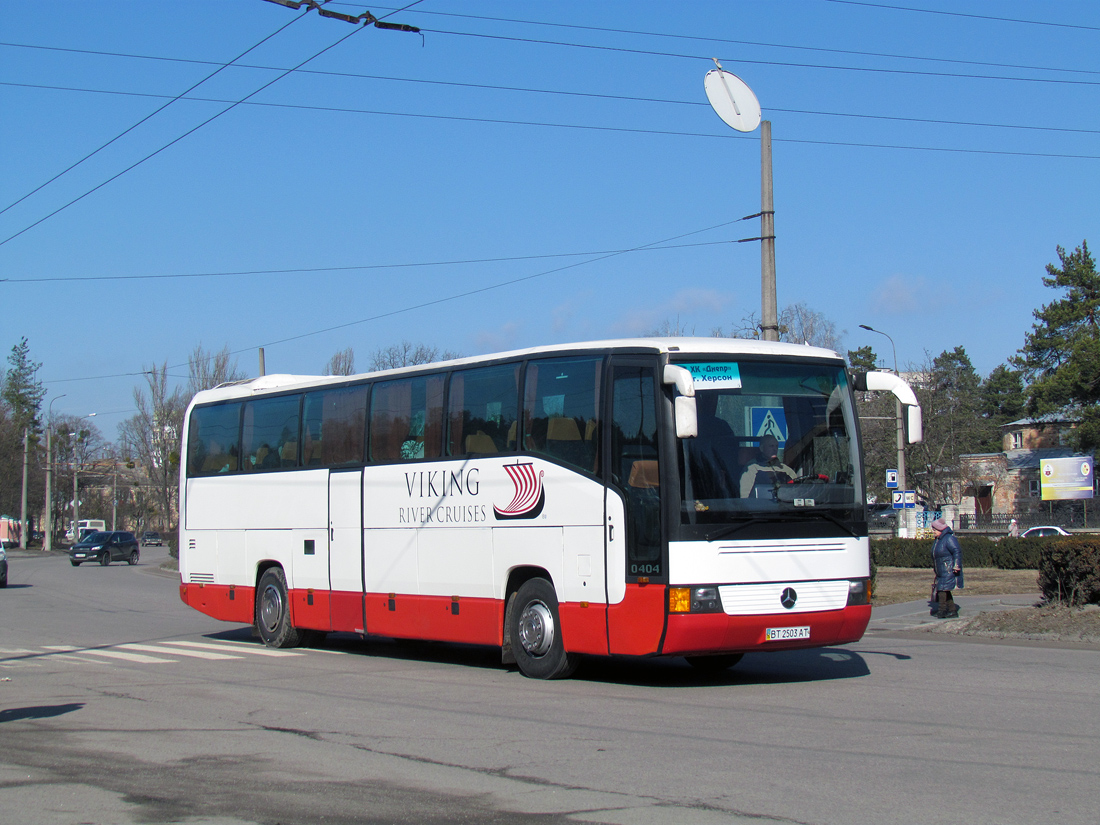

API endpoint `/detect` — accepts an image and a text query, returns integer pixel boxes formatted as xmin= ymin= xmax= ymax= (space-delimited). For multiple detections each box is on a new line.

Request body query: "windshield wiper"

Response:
xmin=703 ymin=509 xmax=858 ymax=541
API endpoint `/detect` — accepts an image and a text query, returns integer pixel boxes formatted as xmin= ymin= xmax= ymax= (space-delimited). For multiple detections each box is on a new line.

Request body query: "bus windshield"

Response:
xmin=676 ymin=359 xmax=862 ymax=527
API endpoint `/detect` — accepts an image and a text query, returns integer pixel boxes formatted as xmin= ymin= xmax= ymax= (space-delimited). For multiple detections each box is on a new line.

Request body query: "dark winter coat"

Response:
xmin=932 ymin=526 xmax=964 ymax=591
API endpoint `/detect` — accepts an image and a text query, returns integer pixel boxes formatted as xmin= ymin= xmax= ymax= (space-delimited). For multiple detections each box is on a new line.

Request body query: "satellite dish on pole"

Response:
xmin=704 ymin=67 xmax=761 ymax=133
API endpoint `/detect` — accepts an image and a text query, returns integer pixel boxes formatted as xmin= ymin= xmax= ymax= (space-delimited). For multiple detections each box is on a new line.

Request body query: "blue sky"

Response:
xmin=3 ymin=0 xmax=1098 ymax=439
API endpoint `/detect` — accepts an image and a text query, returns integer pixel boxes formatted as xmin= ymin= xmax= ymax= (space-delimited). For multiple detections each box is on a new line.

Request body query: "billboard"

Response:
xmin=1040 ymin=456 xmax=1095 ymax=501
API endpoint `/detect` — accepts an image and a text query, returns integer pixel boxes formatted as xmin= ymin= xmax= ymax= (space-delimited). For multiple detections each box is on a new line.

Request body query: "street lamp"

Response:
xmin=43 ymin=395 xmax=67 ymax=552
xmin=859 ymin=324 xmax=909 ymax=536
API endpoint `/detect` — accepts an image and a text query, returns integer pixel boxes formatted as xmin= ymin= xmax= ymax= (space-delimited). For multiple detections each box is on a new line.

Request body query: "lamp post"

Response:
xmin=859 ymin=324 xmax=908 ymax=537
xmin=43 ymin=395 xmax=67 ymax=552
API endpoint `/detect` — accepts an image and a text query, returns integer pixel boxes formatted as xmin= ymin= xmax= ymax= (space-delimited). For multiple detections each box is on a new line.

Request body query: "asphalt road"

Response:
xmin=1 ymin=548 xmax=1098 ymax=825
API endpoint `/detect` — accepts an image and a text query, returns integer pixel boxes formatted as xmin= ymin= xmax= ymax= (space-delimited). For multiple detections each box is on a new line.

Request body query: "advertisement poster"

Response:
xmin=1040 ymin=456 xmax=1095 ymax=501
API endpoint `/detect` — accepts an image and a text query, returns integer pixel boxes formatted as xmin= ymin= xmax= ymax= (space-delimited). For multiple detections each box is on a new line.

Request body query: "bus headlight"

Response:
xmin=669 ymin=586 xmax=724 ymax=614
xmin=847 ymin=578 xmax=871 ymax=606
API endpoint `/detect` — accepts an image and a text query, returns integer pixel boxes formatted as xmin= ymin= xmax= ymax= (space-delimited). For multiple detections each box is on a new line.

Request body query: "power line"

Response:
xmin=416 ymin=27 xmax=1100 ymax=88
xmin=6 ymin=80 xmax=1097 ymax=161
xmin=0 ymin=12 xmax=306 ymax=219
xmin=8 ymin=78 xmax=1100 ymax=138
xmin=2 ymin=239 xmax=739 ymax=284
xmin=824 ymin=0 xmax=1100 ymax=32
xmin=41 ymin=219 xmax=744 ymax=386
xmin=4 ymin=35 xmax=1098 ymax=88
xmin=339 ymin=4 xmax=1100 ymax=77
xmin=0 ymin=2 xmax=425 ymax=248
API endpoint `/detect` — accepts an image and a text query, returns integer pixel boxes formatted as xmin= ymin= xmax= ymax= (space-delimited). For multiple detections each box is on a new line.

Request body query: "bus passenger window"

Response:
xmin=447 ymin=363 xmax=519 ymax=456
xmin=523 ymin=357 xmax=602 ymax=473
xmin=304 ymin=385 xmax=367 ymax=467
xmin=241 ymin=394 xmax=301 ymax=472
xmin=370 ymin=375 xmax=443 ymax=463
xmin=187 ymin=402 xmax=242 ymax=476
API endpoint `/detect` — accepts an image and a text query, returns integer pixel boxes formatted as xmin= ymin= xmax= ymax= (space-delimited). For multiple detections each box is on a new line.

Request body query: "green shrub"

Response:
xmin=1038 ymin=539 xmax=1100 ymax=606
xmin=870 ymin=536 xmax=1041 ymax=570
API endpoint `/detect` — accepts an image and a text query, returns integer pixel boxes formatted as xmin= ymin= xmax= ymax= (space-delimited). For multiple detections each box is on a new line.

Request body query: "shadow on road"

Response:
xmin=0 ymin=703 xmax=84 ymax=724
xmin=205 ymin=626 xmax=872 ymax=687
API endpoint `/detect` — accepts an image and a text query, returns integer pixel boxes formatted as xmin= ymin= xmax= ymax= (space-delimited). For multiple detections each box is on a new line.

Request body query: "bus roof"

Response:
xmin=188 ymin=337 xmax=843 ymax=406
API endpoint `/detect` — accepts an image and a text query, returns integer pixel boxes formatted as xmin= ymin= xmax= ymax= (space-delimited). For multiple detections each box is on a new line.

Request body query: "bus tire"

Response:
xmin=685 ymin=653 xmax=744 ymax=672
xmin=256 ymin=567 xmax=303 ymax=649
xmin=510 ymin=578 xmax=578 ymax=680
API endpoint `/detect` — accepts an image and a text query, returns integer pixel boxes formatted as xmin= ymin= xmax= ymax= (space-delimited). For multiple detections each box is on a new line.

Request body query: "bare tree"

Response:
xmin=323 ymin=347 xmax=356 ymax=376
xmin=369 ymin=341 xmax=461 ymax=371
xmin=118 ymin=363 xmax=187 ymax=531
xmin=187 ymin=344 xmax=247 ymax=397
xmin=644 ymin=318 xmax=697 ymax=337
xmin=723 ymin=304 xmax=844 ymax=351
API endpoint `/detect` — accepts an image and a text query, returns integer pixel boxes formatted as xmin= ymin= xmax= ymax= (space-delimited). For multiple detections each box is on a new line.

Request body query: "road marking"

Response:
xmin=163 ymin=640 xmax=305 ymax=657
xmin=43 ymin=645 xmax=175 ymax=664
xmin=119 ymin=643 xmax=241 ymax=660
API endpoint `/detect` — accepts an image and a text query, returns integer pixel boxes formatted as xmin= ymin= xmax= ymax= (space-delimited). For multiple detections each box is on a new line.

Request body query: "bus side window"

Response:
xmin=370 ymin=375 xmax=443 ymax=463
xmin=303 ymin=385 xmax=367 ymax=467
xmin=447 ymin=363 xmax=519 ymax=456
xmin=523 ymin=357 xmax=601 ymax=473
xmin=187 ymin=402 xmax=242 ymax=476
xmin=241 ymin=394 xmax=301 ymax=472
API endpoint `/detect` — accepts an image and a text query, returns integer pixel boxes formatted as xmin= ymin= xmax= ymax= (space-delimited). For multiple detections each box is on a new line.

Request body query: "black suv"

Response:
xmin=141 ymin=531 xmax=163 ymax=546
xmin=70 ymin=531 xmax=140 ymax=566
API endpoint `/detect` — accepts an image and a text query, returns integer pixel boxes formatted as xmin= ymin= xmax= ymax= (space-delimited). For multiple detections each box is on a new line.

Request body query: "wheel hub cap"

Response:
xmin=518 ymin=600 xmax=555 ymax=657
xmin=260 ymin=585 xmax=283 ymax=632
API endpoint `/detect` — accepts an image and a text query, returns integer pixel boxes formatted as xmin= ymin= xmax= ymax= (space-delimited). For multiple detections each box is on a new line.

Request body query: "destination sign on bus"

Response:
xmin=684 ymin=362 xmax=742 ymax=389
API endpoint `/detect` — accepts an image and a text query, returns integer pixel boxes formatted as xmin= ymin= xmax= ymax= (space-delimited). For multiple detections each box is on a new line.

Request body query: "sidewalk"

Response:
xmin=867 ymin=593 xmax=1038 ymax=633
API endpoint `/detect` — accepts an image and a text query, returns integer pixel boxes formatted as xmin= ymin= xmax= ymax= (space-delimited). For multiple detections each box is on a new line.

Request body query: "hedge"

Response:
xmin=1037 ymin=539 xmax=1100 ymax=606
xmin=871 ymin=536 xmax=1042 ymax=570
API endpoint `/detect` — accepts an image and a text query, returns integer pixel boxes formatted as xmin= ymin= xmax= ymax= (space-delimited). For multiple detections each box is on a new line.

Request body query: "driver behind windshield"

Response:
xmin=739 ymin=434 xmax=796 ymax=497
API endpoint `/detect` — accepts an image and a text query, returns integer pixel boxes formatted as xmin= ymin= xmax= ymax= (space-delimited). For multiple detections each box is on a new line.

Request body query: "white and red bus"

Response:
xmin=178 ymin=338 xmax=920 ymax=678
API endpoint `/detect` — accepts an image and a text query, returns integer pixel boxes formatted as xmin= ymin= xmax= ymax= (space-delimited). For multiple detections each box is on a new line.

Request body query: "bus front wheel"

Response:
xmin=509 ymin=578 xmax=578 ymax=680
xmin=256 ymin=567 xmax=303 ymax=648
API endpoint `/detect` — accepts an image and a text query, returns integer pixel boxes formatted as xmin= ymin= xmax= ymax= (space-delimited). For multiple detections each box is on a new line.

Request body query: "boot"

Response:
xmin=936 ymin=591 xmax=951 ymax=619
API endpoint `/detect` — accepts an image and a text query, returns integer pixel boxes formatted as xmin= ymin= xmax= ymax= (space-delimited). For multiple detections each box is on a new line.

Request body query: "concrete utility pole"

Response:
xmin=44 ymin=395 xmax=66 ymax=552
xmin=760 ymin=120 xmax=779 ymax=342
xmin=19 ymin=428 xmax=29 ymax=550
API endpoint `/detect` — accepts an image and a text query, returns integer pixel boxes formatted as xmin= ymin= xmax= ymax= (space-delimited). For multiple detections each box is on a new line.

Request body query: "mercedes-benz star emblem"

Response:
xmin=780 ymin=588 xmax=798 ymax=610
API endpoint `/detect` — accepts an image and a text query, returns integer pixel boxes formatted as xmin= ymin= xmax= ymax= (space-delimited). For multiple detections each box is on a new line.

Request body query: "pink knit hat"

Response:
xmin=931 ymin=518 xmax=948 ymax=531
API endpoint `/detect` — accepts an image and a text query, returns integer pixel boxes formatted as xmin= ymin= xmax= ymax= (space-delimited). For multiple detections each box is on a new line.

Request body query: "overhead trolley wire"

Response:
xmin=7 ymin=78 xmax=1099 ymax=139
xmin=0 ymin=11 xmax=306 ymax=219
xmin=0 ymin=1 xmax=424 ymax=249
xmin=824 ymin=0 xmax=1100 ymax=32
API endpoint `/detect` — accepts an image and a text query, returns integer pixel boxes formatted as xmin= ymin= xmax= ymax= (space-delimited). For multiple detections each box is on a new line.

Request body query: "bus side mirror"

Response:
xmin=905 ymin=404 xmax=922 ymax=444
xmin=853 ymin=370 xmax=923 ymax=445
xmin=663 ymin=365 xmax=698 ymax=438
xmin=674 ymin=396 xmax=698 ymax=439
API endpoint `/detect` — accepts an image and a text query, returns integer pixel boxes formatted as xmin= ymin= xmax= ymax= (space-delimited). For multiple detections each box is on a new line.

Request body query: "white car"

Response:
xmin=1020 ymin=525 xmax=1070 ymax=538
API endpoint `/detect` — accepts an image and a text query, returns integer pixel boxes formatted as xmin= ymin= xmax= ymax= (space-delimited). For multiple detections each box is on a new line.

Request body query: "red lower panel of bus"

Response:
xmin=180 ymin=580 xmax=870 ymax=658
xmin=179 ymin=582 xmax=254 ymax=624
xmin=660 ymin=604 xmax=872 ymax=655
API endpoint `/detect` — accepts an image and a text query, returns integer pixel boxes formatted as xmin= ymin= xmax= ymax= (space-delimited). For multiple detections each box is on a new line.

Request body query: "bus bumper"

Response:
xmin=660 ymin=604 xmax=872 ymax=656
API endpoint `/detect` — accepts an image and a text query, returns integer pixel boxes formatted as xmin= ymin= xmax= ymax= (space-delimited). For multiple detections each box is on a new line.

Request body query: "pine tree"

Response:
xmin=1014 ymin=241 xmax=1100 ymax=451
xmin=2 ymin=337 xmax=45 ymax=435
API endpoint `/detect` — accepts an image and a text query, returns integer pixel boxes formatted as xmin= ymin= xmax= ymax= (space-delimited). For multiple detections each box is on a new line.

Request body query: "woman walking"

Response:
xmin=930 ymin=517 xmax=963 ymax=618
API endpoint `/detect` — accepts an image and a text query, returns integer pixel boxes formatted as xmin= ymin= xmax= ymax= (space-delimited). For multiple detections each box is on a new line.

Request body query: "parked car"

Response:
xmin=69 ymin=531 xmax=139 ymax=566
xmin=0 ymin=544 xmax=7 ymax=587
xmin=141 ymin=531 xmax=163 ymax=547
xmin=1021 ymin=525 xmax=1071 ymax=538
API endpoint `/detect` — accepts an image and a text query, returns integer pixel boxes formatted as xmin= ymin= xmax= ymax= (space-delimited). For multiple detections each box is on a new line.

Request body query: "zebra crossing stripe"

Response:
xmin=44 ymin=645 xmax=175 ymax=664
xmin=119 ymin=643 xmax=241 ymax=660
xmin=162 ymin=640 xmax=304 ymax=657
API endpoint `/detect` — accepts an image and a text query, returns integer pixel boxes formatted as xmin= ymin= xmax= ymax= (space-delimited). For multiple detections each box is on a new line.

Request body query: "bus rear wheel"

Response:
xmin=509 ymin=578 xmax=578 ymax=680
xmin=256 ymin=567 xmax=303 ymax=648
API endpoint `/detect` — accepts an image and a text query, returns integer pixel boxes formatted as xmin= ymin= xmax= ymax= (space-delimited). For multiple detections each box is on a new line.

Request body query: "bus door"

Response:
xmin=328 ymin=468 xmax=365 ymax=633
xmin=605 ymin=360 xmax=666 ymax=655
